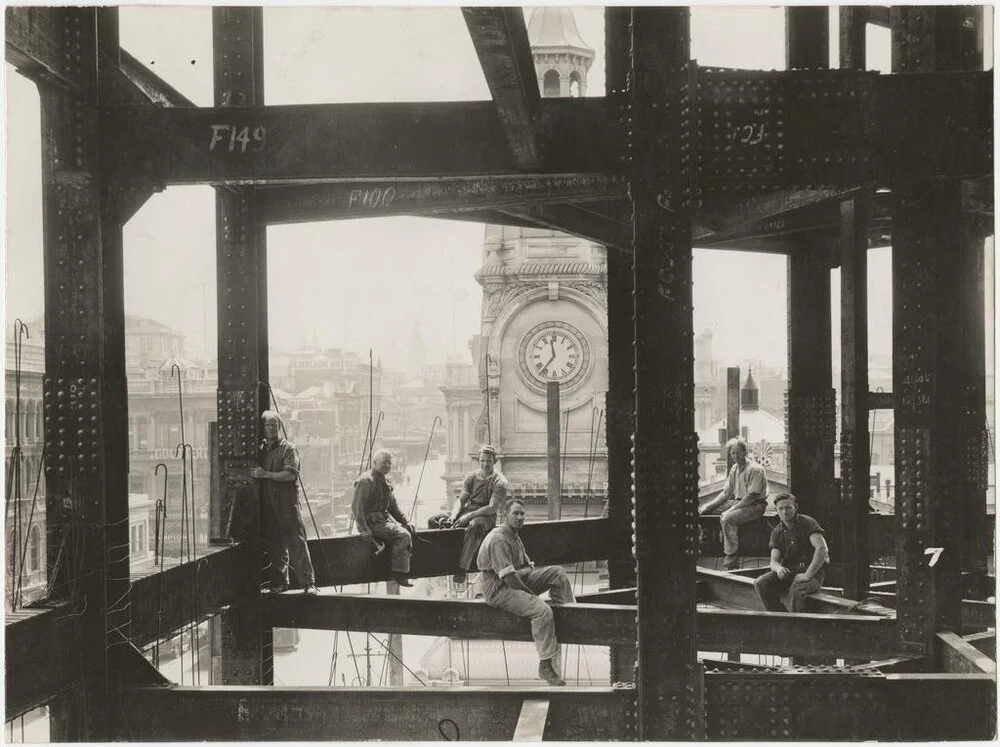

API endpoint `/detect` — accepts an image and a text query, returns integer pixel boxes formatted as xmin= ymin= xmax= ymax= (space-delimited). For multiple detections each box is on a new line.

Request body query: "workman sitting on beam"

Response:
xmin=429 ymin=444 xmax=509 ymax=587
xmin=476 ymin=498 xmax=575 ymax=686
xmin=698 ymin=436 xmax=769 ymax=569
xmin=353 ymin=449 xmax=418 ymax=587
xmin=753 ymin=492 xmax=830 ymax=613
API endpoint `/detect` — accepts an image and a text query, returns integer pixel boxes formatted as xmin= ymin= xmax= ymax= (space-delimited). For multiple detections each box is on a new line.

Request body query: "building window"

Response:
xmin=569 ymin=71 xmax=581 ymax=97
xmin=27 ymin=526 xmax=41 ymax=573
xmin=542 ymin=69 xmax=560 ymax=97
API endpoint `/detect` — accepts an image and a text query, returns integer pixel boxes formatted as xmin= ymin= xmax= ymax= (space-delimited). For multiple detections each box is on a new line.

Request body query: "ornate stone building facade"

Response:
xmin=442 ymin=10 xmax=607 ymax=513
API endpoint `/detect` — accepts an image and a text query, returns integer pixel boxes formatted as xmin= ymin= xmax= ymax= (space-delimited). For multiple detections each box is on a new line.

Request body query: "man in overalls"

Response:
xmin=352 ymin=449 xmax=417 ymax=587
xmin=447 ymin=444 xmax=509 ymax=586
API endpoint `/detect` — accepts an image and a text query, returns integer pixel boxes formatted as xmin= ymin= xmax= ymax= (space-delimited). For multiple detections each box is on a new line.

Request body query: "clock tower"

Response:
xmin=442 ymin=8 xmax=607 ymax=515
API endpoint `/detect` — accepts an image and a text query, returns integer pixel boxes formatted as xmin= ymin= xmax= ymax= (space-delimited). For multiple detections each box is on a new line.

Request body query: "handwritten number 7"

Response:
xmin=924 ymin=547 xmax=944 ymax=567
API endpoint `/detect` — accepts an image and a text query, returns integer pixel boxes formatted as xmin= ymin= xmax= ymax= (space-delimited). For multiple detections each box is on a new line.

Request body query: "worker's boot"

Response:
xmin=723 ymin=555 xmax=740 ymax=570
xmin=392 ymin=572 xmax=413 ymax=588
xmin=538 ymin=658 xmax=566 ymax=686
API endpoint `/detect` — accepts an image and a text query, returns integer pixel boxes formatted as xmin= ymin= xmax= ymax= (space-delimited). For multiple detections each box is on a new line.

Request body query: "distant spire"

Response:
xmin=741 ymin=367 xmax=759 ymax=411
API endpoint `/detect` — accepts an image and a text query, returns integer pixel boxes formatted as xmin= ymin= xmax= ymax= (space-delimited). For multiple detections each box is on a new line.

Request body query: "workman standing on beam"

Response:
xmin=754 ymin=492 xmax=830 ymax=612
xmin=477 ymin=498 xmax=575 ymax=686
xmin=440 ymin=444 xmax=509 ymax=587
xmin=251 ymin=410 xmax=319 ymax=595
xmin=353 ymin=449 xmax=417 ymax=587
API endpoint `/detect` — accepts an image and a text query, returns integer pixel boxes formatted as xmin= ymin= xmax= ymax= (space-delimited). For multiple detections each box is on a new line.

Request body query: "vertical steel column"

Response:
xmin=839 ymin=198 xmax=871 ymax=600
xmin=213 ymin=6 xmax=272 ymax=685
xmin=786 ymin=6 xmax=829 ymax=69
xmin=547 ymin=382 xmax=561 ymax=520
xmin=604 ymin=4 xmax=637 ymax=690
xmin=39 ymin=7 xmax=129 ymax=739
xmin=631 ymin=8 xmax=703 ymax=739
xmin=786 ymin=246 xmax=836 ymax=527
xmin=785 ymin=8 xmax=837 ymax=538
xmin=890 ymin=6 xmax=982 ymax=646
xmin=839 ymin=7 xmax=867 ymax=70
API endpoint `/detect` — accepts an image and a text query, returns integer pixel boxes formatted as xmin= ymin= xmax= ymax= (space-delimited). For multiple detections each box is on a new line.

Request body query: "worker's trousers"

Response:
xmin=754 ymin=568 xmax=824 ymax=613
xmin=483 ymin=566 xmax=575 ymax=662
xmin=720 ymin=501 xmax=766 ymax=556
xmin=457 ymin=514 xmax=495 ymax=572
xmin=368 ymin=513 xmax=412 ymax=574
xmin=263 ymin=492 xmax=316 ymax=587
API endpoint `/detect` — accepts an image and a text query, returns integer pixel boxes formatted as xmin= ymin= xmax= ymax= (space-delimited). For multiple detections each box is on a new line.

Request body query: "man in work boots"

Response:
xmin=353 ymin=449 xmax=417 ymax=587
xmin=698 ymin=436 xmax=769 ymax=569
xmin=445 ymin=444 xmax=509 ymax=587
xmin=477 ymin=498 xmax=575 ymax=686
xmin=251 ymin=410 xmax=319 ymax=595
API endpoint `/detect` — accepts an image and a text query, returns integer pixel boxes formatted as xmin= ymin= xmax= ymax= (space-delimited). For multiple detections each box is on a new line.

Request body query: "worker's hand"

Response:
xmin=453 ymin=516 xmax=469 ymax=528
xmin=792 ymin=572 xmax=811 ymax=584
xmin=250 ymin=466 xmax=265 ymax=480
xmin=360 ymin=529 xmax=372 ymax=542
xmin=404 ymin=523 xmax=416 ymax=537
xmin=776 ymin=565 xmax=792 ymax=580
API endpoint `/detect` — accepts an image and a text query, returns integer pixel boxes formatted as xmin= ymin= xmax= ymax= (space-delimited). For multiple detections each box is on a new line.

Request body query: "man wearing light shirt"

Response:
xmin=476 ymin=498 xmax=575 ymax=686
xmin=698 ymin=436 xmax=769 ymax=569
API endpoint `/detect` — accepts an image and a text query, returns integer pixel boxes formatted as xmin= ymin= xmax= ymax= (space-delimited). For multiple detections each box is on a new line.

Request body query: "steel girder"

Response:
xmin=308 ymin=517 xmax=611 ymax=587
xmin=129 ymin=543 xmax=259 ymax=648
xmin=704 ymin=671 xmax=995 ymax=740
xmin=118 ymin=686 xmax=634 ymax=741
xmin=99 ymin=74 xmax=991 ymax=189
xmin=115 ymin=672 xmax=995 ymax=741
xmin=462 ymin=7 xmax=541 ymax=169
xmin=5 ymin=603 xmax=79 ymax=717
xmin=934 ymin=631 xmax=997 ymax=674
xmin=699 ymin=609 xmax=898 ymax=659
xmin=264 ymin=592 xmax=903 ymax=659
xmin=630 ymin=7 xmax=702 ymax=739
xmin=259 ymin=174 xmax=624 ymax=225
xmin=264 ymin=594 xmax=635 ymax=646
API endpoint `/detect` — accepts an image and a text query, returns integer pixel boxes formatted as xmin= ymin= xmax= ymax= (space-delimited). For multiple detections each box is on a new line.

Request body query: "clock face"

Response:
xmin=518 ymin=321 xmax=592 ymax=391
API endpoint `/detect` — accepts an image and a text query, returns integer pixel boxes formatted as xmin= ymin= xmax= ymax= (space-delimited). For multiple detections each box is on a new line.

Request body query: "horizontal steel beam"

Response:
xmin=266 ymin=591 xmax=899 ymax=659
xmin=104 ymin=98 xmax=609 ymax=186
xmin=576 ymin=588 xmax=636 ymax=605
xmin=868 ymin=390 xmax=895 ymax=409
xmin=310 ymin=517 xmax=612 ymax=587
xmin=705 ymin=670 xmax=996 ymax=740
xmin=861 ymin=591 xmax=995 ymax=630
xmin=697 ymin=567 xmax=884 ymax=615
xmin=964 ymin=630 xmax=996 ymax=659
xmin=499 ymin=202 xmax=630 ymax=248
xmin=102 ymin=71 xmax=990 ymax=190
xmin=5 ymin=603 xmax=79 ymax=717
xmin=699 ymin=608 xmax=899 ymax=658
xmin=259 ymin=174 xmax=624 ymax=224
xmin=265 ymin=593 xmax=634 ymax=645
xmin=120 ymin=686 xmax=634 ymax=741
xmin=130 ymin=543 xmax=259 ymax=647
xmin=935 ymin=631 xmax=997 ymax=674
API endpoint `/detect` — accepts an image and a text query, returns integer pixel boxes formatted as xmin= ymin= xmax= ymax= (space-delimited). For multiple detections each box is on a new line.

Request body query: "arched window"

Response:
xmin=569 ymin=71 xmax=582 ymax=97
xmin=27 ymin=525 xmax=41 ymax=573
xmin=24 ymin=401 xmax=35 ymax=441
xmin=542 ymin=69 xmax=560 ymax=97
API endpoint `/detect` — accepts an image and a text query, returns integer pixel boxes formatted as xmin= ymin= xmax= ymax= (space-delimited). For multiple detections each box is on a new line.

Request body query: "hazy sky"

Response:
xmin=2 ymin=6 xmax=952 ymax=375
